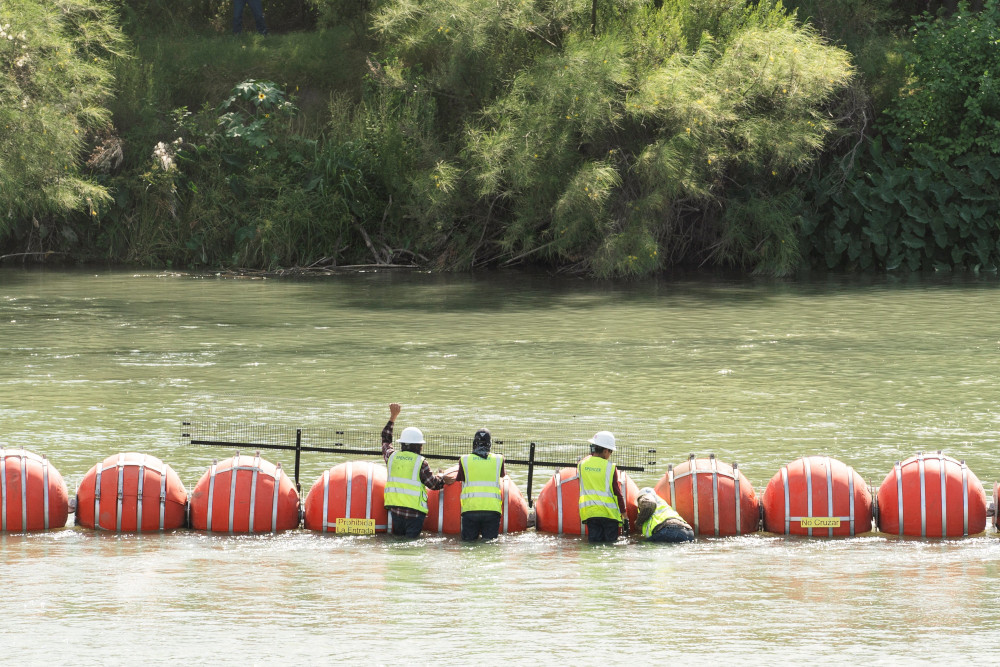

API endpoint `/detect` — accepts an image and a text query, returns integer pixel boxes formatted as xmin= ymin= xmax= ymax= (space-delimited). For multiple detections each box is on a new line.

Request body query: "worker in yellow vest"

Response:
xmin=636 ymin=487 xmax=694 ymax=542
xmin=381 ymin=402 xmax=447 ymax=537
xmin=453 ymin=428 xmax=506 ymax=541
xmin=577 ymin=431 xmax=628 ymax=543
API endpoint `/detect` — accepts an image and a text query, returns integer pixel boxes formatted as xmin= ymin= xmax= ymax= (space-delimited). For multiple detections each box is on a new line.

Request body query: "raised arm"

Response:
xmin=382 ymin=402 xmax=402 ymax=462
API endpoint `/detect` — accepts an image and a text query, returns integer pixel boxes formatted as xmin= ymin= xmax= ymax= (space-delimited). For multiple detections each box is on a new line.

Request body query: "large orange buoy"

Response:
xmin=303 ymin=460 xmax=389 ymax=533
xmin=75 ymin=452 xmax=186 ymax=532
xmin=876 ymin=451 xmax=987 ymax=537
xmin=762 ymin=456 xmax=873 ymax=536
xmin=189 ymin=453 xmax=299 ymax=533
xmin=534 ymin=466 xmax=639 ymax=535
xmin=423 ymin=465 xmax=529 ymax=535
xmin=654 ymin=454 xmax=759 ymax=536
xmin=0 ymin=448 xmax=69 ymax=531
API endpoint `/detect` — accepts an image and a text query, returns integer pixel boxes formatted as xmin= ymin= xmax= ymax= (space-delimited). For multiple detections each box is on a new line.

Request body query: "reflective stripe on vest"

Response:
xmin=641 ymin=501 xmax=683 ymax=537
xmin=577 ymin=456 xmax=621 ymax=522
xmin=459 ymin=453 xmax=503 ymax=514
xmin=384 ymin=451 xmax=428 ymax=513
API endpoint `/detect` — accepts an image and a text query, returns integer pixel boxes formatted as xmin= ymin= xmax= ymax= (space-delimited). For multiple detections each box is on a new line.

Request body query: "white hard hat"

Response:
xmin=398 ymin=426 xmax=426 ymax=445
xmin=588 ymin=431 xmax=616 ymax=451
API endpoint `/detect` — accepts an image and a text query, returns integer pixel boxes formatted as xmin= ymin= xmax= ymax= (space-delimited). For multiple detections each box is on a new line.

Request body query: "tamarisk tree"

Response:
xmin=372 ymin=0 xmax=853 ymax=276
xmin=0 ymin=0 xmax=125 ymax=252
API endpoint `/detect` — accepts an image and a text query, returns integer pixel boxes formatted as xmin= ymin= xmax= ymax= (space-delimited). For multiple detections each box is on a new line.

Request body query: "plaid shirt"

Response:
xmin=382 ymin=420 xmax=444 ymax=518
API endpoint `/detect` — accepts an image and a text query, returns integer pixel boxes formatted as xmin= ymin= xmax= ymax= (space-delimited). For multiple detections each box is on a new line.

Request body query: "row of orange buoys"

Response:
xmin=0 ymin=448 xmax=994 ymax=537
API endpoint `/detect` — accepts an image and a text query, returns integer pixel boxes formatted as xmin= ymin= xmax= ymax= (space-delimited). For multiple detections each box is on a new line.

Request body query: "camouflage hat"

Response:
xmin=473 ymin=428 xmax=491 ymax=448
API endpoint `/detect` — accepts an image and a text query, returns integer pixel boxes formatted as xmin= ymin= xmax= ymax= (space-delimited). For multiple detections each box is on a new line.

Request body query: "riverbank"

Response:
xmin=4 ymin=2 xmax=1000 ymax=278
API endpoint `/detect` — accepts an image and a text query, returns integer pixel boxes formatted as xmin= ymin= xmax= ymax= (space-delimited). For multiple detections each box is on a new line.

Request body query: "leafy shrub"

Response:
xmin=802 ymin=137 xmax=1000 ymax=272
xmin=371 ymin=0 xmax=854 ymax=276
xmin=885 ymin=1 xmax=1000 ymax=160
xmin=805 ymin=1 xmax=1000 ymax=272
xmin=101 ymin=76 xmax=439 ymax=270
xmin=0 ymin=0 xmax=125 ymax=253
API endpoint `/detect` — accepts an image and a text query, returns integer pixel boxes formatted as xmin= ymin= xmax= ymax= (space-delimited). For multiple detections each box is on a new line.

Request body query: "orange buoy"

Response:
xmin=762 ymin=456 xmax=872 ymax=536
xmin=424 ymin=465 xmax=529 ymax=535
xmin=189 ymin=453 xmax=299 ymax=533
xmin=0 ymin=448 xmax=69 ymax=531
xmin=876 ymin=452 xmax=987 ymax=537
xmin=654 ymin=454 xmax=759 ymax=536
xmin=535 ymin=467 xmax=639 ymax=535
xmin=75 ymin=453 xmax=186 ymax=532
xmin=303 ymin=460 xmax=389 ymax=533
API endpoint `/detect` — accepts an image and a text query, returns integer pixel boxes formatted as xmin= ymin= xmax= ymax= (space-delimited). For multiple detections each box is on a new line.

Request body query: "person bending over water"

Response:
xmin=636 ymin=487 xmax=694 ymax=543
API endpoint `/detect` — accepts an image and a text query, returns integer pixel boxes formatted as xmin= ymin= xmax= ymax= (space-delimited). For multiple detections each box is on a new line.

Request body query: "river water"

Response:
xmin=1 ymin=268 xmax=998 ymax=664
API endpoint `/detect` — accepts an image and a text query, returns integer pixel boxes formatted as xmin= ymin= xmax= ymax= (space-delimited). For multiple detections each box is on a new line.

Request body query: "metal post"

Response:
xmin=294 ymin=429 xmax=302 ymax=494
xmin=526 ymin=442 xmax=536 ymax=507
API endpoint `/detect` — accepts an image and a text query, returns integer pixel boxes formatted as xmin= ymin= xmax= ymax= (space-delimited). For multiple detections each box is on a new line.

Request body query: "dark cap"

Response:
xmin=473 ymin=428 xmax=491 ymax=448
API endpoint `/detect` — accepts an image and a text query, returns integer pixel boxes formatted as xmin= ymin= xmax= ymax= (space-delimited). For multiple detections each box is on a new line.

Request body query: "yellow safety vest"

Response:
xmin=577 ymin=456 xmax=622 ymax=522
xmin=384 ymin=450 xmax=428 ymax=513
xmin=641 ymin=500 xmax=684 ymax=537
xmin=460 ymin=453 xmax=503 ymax=514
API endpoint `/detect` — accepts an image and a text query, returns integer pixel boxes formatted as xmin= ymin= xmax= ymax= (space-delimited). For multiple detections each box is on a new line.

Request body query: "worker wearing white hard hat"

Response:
xmin=381 ymin=402 xmax=447 ymax=537
xmin=577 ymin=430 xmax=628 ymax=543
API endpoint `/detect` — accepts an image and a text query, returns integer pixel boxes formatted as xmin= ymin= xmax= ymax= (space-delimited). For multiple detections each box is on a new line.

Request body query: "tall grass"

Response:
xmin=131 ymin=28 xmax=363 ymax=125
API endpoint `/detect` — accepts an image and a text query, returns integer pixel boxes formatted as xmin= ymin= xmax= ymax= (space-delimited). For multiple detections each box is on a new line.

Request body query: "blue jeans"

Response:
xmin=584 ymin=517 xmax=621 ymax=543
xmin=461 ymin=511 xmax=501 ymax=541
xmin=649 ymin=520 xmax=694 ymax=543
xmin=389 ymin=511 xmax=426 ymax=538
xmin=233 ymin=0 xmax=267 ymax=35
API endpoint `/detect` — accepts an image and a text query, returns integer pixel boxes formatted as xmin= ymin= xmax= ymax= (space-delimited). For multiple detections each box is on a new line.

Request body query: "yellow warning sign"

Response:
xmin=335 ymin=518 xmax=376 ymax=535
xmin=800 ymin=517 xmax=841 ymax=528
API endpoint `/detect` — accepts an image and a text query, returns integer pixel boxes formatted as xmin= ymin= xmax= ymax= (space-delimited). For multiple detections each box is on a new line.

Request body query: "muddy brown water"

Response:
xmin=2 ymin=269 xmax=998 ymax=663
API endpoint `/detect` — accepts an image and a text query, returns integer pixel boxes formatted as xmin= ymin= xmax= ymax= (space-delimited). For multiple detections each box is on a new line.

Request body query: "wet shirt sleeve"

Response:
xmin=381 ymin=421 xmax=394 ymax=464
xmin=420 ymin=461 xmax=445 ymax=491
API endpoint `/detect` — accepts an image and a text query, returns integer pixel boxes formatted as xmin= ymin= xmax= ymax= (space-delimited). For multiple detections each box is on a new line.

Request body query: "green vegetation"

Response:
xmin=804 ymin=1 xmax=1000 ymax=272
xmin=2 ymin=0 xmax=999 ymax=277
xmin=0 ymin=0 xmax=125 ymax=253
xmin=365 ymin=0 xmax=853 ymax=276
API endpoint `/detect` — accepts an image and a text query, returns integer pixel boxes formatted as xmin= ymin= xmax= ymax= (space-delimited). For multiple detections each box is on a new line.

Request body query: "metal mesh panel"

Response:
xmin=181 ymin=420 xmax=658 ymax=472
xmin=180 ymin=399 xmax=664 ymax=508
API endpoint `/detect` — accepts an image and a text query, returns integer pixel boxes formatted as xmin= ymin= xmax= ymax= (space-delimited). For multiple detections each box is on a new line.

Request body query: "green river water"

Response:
xmin=1 ymin=268 xmax=999 ymax=664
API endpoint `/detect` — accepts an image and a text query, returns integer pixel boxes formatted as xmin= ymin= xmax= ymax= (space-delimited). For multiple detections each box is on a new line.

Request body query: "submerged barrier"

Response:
xmin=0 ymin=446 xmax=996 ymax=537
